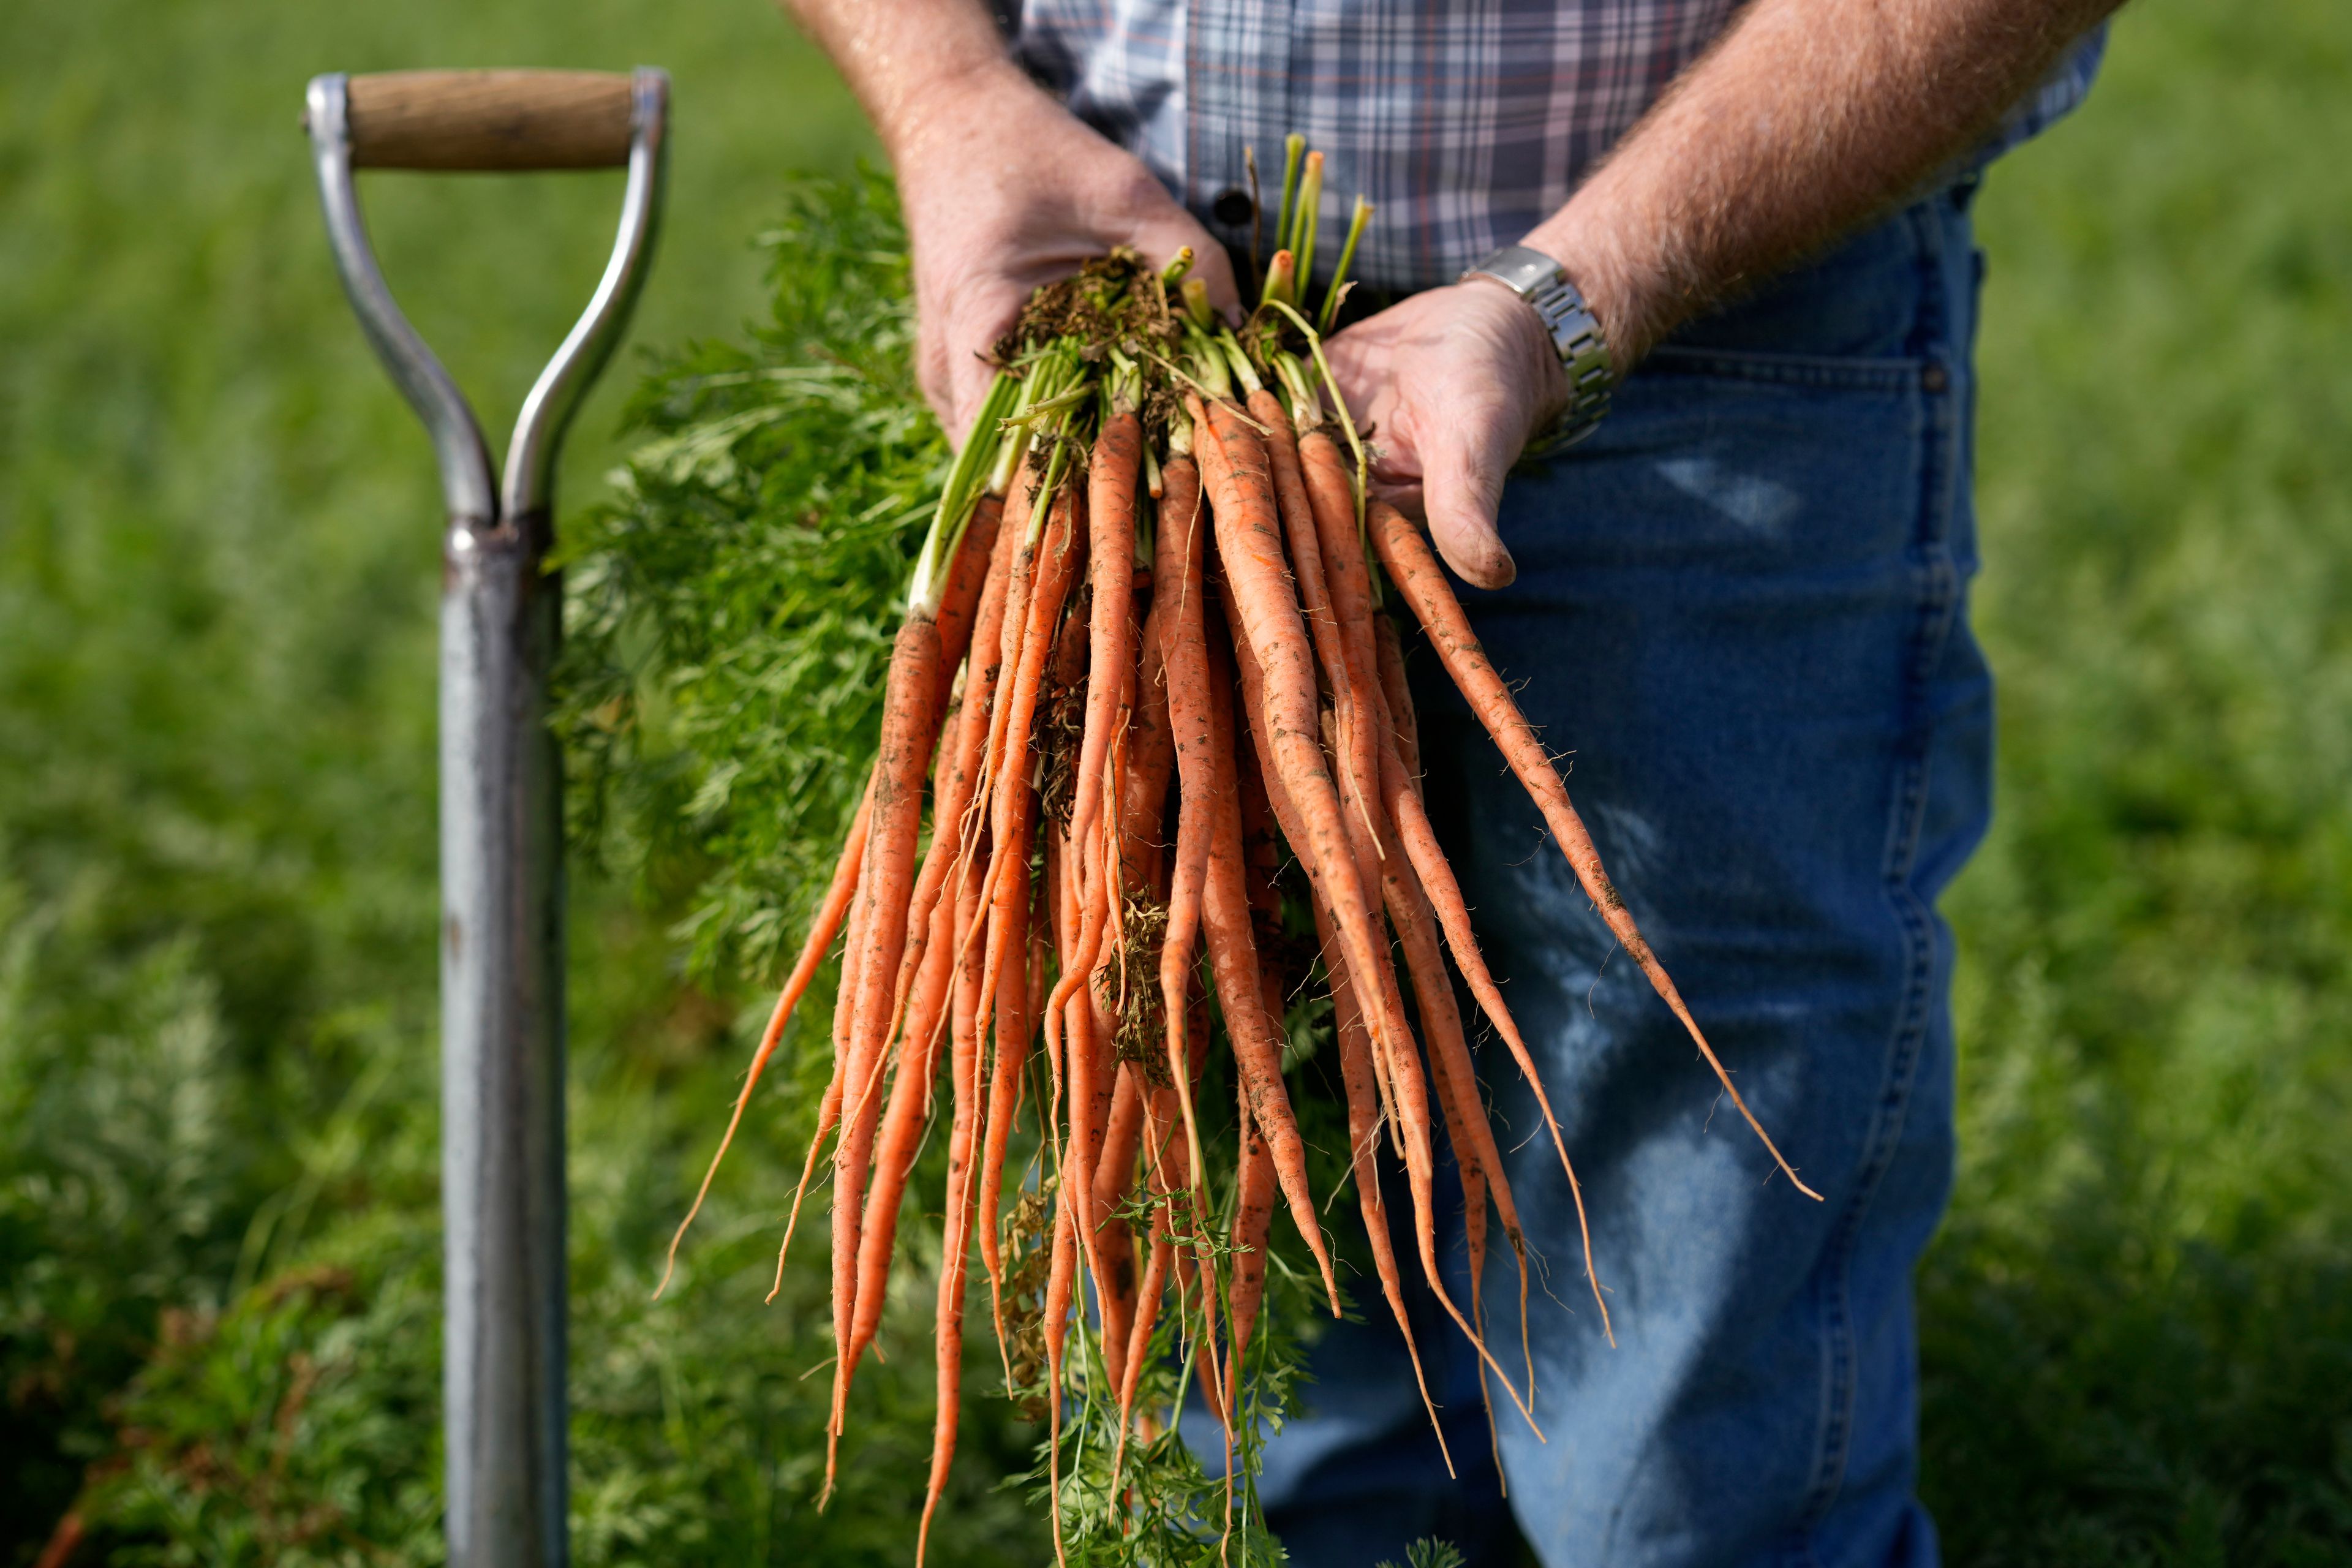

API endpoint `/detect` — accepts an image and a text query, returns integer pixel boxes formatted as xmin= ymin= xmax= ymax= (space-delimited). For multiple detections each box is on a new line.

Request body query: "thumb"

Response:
xmin=1420 ymin=415 xmax=1519 ymax=590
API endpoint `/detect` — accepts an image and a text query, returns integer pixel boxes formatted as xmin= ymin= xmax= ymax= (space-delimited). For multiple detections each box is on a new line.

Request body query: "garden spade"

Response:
xmin=303 ymin=68 xmax=667 ymax=1568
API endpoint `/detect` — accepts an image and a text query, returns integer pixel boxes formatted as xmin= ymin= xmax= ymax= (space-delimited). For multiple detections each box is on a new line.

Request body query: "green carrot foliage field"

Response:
xmin=2 ymin=0 xmax=2346 ymax=1562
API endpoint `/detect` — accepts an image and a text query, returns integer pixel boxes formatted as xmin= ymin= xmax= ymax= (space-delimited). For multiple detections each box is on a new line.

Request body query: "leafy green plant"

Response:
xmin=1377 ymin=1540 xmax=1466 ymax=1568
xmin=557 ymin=170 xmax=945 ymax=981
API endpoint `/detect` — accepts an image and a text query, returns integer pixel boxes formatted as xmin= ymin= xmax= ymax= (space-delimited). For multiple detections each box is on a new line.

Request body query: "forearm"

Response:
xmin=779 ymin=0 xmax=1027 ymax=159
xmin=1532 ymin=0 xmax=2121 ymax=366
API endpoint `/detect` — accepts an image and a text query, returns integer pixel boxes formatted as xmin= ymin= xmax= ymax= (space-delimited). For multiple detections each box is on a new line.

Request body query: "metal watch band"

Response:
xmin=1463 ymin=243 xmax=1614 ymax=453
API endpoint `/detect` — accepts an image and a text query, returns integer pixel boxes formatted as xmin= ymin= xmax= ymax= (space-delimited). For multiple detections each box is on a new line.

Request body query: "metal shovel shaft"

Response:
xmin=441 ymin=510 xmax=567 ymax=1567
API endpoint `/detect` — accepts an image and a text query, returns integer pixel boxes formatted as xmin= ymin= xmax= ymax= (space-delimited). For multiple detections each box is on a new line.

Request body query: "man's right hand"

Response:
xmin=884 ymin=61 xmax=1237 ymax=442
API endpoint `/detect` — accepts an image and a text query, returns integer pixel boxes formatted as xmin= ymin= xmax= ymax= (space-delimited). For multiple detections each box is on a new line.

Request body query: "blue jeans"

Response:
xmin=1256 ymin=189 xmax=1992 ymax=1568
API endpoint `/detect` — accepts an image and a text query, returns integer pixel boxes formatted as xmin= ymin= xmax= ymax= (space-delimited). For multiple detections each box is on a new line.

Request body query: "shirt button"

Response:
xmin=1211 ymin=187 xmax=1255 ymax=227
xmin=1921 ymin=363 xmax=1950 ymax=393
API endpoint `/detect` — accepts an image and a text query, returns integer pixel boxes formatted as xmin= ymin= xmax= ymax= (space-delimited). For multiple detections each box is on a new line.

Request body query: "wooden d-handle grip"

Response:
xmin=345 ymin=70 xmax=634 ymax=170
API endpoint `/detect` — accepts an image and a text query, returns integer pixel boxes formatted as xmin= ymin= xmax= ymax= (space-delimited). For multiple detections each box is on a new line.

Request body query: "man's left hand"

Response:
xmin=1324 ymin=279 xmax=1570 ymax=591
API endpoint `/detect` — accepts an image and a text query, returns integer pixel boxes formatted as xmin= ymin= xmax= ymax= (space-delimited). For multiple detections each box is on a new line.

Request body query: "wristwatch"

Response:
xmin=1462 ymin=244 xmax=1614 ymax=453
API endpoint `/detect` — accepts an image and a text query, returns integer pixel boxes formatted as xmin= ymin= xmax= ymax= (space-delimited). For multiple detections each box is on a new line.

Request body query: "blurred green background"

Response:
xmin=3 ymin=0 xmax=2346 ymax=1562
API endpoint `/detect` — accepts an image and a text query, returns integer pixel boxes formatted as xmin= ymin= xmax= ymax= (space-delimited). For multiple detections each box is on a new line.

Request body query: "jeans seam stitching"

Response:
xmin=1796 ymin=200 xmax=1962 ymax=1550
xmin=1800 ymin=484 xmax=1955 ymax=1548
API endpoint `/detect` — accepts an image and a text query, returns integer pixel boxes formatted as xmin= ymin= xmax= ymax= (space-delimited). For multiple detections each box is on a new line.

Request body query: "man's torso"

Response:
xmin=1012 ymin=0 xmax=2104 ymax=294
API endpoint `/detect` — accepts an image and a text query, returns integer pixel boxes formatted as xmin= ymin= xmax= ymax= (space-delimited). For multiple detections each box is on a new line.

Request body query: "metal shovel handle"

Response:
xmin=304 ymin=64 xmax=668 ymax=1568
xmin=345 ymin=69 xmax=636 ymax=170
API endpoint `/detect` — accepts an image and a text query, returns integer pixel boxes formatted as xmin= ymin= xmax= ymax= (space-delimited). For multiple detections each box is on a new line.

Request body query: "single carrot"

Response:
xmin=1223 ymin=1099 xmax=1278 ymax=1417
xmin=916 ymin=850 xmax=989 ymax=1568
xmin=1199 ymin=636 xmax=1341 ymax=1311
xmin=1110 ymin=1197 xmax=1173 ymax=1488
xmin=1409 ymin=895 xmax=1520 ymax=1403
xmin=975 ymin=491 xmax=1082 ymax=1369
xmin=1382 ymin=811 xmax=1536 ymax=1404
xmin=1154 ymin=450 xmax=1216 ymax=1203
xmin=1368 ymin=500 xmax=1821 ymax=1201
xmin=1370 ymin=932 xmax=1544 ymax=1434
xmin=1081 ymin=648 xmax=1139 ymax=1165
xmin=1091 ymin=1063 xmax=1146 ymax=1396
xmin=658 ymin=771 xmax=871 ymax=1300
xmin=1159 ymin=974 xmax=1227 ymax=1433
xmin=1041 ymin=1188 xmax=1078 ymax=1566
xmin=845 ymin=878 xmax=957 ymax=1378
xmin=927 ymin=492 xmax=1005 ymax=720
xmin=1233 ymin=717 xmax=1289 ymax=1036
xmin=1193 ymin=396 xmax=1408 ymax=1185
xmin=976 ymin=839 xmax=1033 ymax=1389
xmin=773 ymin=810 xmax=876 ymax=1305
xmin=1294 ymin=420 xmax=1392 ymax=876
xmin=1046 ymin=407 xmax=1140 ymax=1308
xmin=1427 ymin=1019 xmax=1505 ymax=1486
xmin=1066 ymin=407 xmax=1142 ymax=882
xmin=976 ymin=474 xmax=1043 ymax=803
xmin=1227 ymin=594 xmax=1401 ymax=1147
xmin=1042 ymin=594 xmax=1093 ymax=1199
xmin=843 ymin=515 xmax=1023 ymax=1357
xmin=1309 ymin=891 xmax=1451 ymax=1474
xmin=1294 ymin=417 xmax=1412 ymax=1137
xmin=1253 ymin=389 xmax=1384 ymax=883
xmin=871 ymin=482 xmax=1025 ymax=1074
xmin=825 ymin=616 xmax=944 ymax=1496
xmin=1118 ymin=597 xmax=1177 ymax=900
xmin=1371 ymin=614 xmax=1420 ymax=780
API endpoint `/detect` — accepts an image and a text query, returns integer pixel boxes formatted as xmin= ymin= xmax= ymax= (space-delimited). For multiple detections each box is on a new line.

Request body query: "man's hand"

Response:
xmin=1325 ymin=280 xmax=1570 ymax=590
xmin=780 ymin=0 xmax=1235 ymax=444
xmin=1323 ymin=0 xmax=2119 ymax=594
xmin=891 ymin=66 xmax=1236 ymax=439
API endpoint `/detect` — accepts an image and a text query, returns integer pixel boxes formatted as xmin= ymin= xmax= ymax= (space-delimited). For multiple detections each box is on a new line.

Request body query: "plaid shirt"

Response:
xmin=1012 ymin=1 xmax=2105 ymax=295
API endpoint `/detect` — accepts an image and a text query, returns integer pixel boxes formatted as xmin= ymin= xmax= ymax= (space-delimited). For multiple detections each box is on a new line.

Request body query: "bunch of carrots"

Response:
xmin=658 ymin=140 xmax=1815 ymax=1558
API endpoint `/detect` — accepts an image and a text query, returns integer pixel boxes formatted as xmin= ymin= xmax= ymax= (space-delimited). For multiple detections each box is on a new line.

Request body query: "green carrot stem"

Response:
xmin=1273 ymin=351 xmax=1322 ymax=424
xmin=1216 ymin=331 xmax=1264 ymax=396
xmin=1243 ymin=145 xmax=1265 ymax=295
xmin=1035 ymin=417 xmax=1074 ymax=521
xmin=1161 ymin=246 xmax=1195 ymax=287
xmin=1318 ymin=196 xmax=1374 ymax=334
xmin=1179 ymin=323 xmax=1234 ymax=401
xmin=1182 ymin=277 xmax=1216 ymax=331
xmin=986 ymin=356 xmax=1053 ymax=497
xmin=1262 ymin=249 xmax=1298 ymax=311
xmin=1001 ymin=384 xmax=1094 ymax=428
xmin=1260 ymin=299 xmax=1370 ymax=535
xmin=1274 ymin=135 xmax=1306 ymax=261
xmin=910 ymin=368 xmax=1021 ymax=616
xmin=1289 ymin=151 xmax=1325 ymax=288
xmin=1106 ymin=348 xmax=1144 ymax=415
